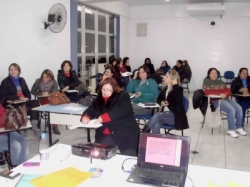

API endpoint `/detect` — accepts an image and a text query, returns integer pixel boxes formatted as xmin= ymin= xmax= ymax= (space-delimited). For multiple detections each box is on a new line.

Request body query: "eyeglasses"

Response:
xmin=102 ymin=89 xmax=113 ymax=93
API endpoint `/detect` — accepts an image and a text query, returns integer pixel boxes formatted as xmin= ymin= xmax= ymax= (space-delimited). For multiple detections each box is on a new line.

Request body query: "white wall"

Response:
xmin=0 ymin=0 xmax=70 ymax=90
xmin=129 ymin=3 xmax=250 ymax=91
xmin=87 ymin=1 xmax=130 ymax=57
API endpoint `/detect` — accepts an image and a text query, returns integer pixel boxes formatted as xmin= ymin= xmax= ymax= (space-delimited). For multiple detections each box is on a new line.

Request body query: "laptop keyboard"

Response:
xmin=133 ymin=167 xmax=184 ymax=185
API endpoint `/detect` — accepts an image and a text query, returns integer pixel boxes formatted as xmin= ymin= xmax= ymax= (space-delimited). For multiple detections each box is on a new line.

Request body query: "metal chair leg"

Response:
xmin=211 ymin=128 xmax=213 ymax=134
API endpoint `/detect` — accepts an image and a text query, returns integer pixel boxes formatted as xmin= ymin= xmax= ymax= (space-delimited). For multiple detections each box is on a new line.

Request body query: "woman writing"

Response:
xmin=203 ymin=68 xmax=247 ymax=138
xmin=143 ymin=69 xmax=189 ymax=133
xmin=81 ymin=78 xmax=140 ymax=156
xmin=31 ymin=69 xmax=61 ymax=134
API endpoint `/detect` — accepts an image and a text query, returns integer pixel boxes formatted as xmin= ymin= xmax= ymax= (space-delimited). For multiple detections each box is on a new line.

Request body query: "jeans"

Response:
xmin=237 ymin=98 xmax=250 ymax=123
xmin=147 ymin=112 xmax=175 ymax=134
xmin=212 ymin=99 xmax=243 ymax=130
xmin=0 ymin=132 xmax=29 ymax=165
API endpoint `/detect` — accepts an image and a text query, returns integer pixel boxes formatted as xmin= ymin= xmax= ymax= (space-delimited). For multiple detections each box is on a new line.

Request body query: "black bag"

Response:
xmin=76 ymin=82 xmax=88 ymax=96
xmin=78 ymin=96 xmax=93 ymax=107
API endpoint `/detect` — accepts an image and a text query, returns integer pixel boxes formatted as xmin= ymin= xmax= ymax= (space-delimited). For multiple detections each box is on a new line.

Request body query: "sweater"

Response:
xmin=202 ymin=78 xmax=231 ymax=102
xmin=10 ymin=76 xmax=24 ymax=98
xmin=31 ymin=78 xmax=58 ymax=96
xmin=126 ymin=78 xmax=158 ymax=103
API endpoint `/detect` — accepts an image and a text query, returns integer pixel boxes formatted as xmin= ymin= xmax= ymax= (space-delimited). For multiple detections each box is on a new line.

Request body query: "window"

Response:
xmin=77 ymin=5 xmax=116 ymax=90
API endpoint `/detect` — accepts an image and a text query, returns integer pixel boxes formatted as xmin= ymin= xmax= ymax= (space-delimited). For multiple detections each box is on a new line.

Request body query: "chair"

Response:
xmin=161 ymin=96 xmax=189 ymax=136
xmin=135 ymin=108 xmax=159 ymax=130
xmin=217 ymin=71 xmax=221 ymax=80
xmin=0 ymin=149 xmax=11 ymax=170
xmin=182 ymin=73 xmax=192 ymax=94
xmin=223 ymin=71 xmax=235 ymax=85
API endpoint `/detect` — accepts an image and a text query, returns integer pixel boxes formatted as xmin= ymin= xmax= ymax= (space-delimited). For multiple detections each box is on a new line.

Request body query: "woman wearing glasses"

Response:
xmin=80 ymin=77 xmax=140 ymax=156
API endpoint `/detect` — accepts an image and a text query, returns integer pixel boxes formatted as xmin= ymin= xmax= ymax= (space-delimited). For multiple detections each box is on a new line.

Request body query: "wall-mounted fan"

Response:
xmin=44 ymin=3 xmax=67 ymax=33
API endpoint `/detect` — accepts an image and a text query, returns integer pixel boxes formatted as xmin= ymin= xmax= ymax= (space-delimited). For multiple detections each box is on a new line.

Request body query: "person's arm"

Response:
xmin=81 ymin=104 xmax=96 ymax=120
xmin=126 ymin=79 xmax=137 ymax=93
xmin=0 ymin=79 xmax=19 ymax=101
xmin=31 ymin=79 xmax=42 ymax=96
xmin=57 ymin=73 xmax=66 ymax=90
xmin=230 ymin=78 xmax=241 ymax=94
xmin=139 ymin=79 xmax=158 ymax=101
xmin=51 ymin=80 xmax=59 ymax=93
xmin=68 ymin=70 xmax=80 ymax=89
xmin=21 ymin=78 xmax=31 ymax=100
xmin=173 ymin=86 xmax=184 ymax=109
xmin=156 ymin=88 xmax=166 ymax=105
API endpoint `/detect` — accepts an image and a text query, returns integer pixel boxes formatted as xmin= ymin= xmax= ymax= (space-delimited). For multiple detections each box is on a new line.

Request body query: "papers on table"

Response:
xmin=129 ymin=93 xmax=138 ymax=99
xmin=121 ymin=72 xmax=132 ymax=77
xmin=138 ymin=103 xmax=160 ymax=108
xmin=7 ymin=100 xmax=27 ymax=104
xmin=62 ymin=106 xmax=84 ymax=111
xmin=66 ymin=90 xmax=79 ymax=93
xmin=69 ymin=120 xmax=102 ymax=130
xmin=90 ymin=92 xmax=98 ymax=96
xmin=16 ymin=174 xmax=42 ymax=187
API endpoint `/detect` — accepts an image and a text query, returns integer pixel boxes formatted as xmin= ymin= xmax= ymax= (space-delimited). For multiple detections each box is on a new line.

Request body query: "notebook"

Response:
xmin=127 ymin=132 xmax=191 ymax=187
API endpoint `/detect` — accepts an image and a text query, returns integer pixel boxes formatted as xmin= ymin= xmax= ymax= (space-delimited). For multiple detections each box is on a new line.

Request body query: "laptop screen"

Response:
xmin=138 ymin=133 xmax=190 ymax=169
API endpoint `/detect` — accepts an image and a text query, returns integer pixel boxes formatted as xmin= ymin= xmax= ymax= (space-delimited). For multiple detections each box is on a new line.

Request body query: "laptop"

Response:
xmin=127 ymin=132 xmax=191 ymax=187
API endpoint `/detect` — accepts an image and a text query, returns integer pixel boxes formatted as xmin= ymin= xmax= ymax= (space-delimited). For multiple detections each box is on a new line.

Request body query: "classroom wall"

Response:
xmin=0 ymin=0 xmax=70 ymax=89
xmin=87 ymin=1 xmax=130 ymax=58
xmin=129 ymin=3 xmax=250 ymax=91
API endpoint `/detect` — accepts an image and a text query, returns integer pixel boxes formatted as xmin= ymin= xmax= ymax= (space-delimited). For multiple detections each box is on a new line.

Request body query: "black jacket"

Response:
xmin=82 ymin=91 xmax=140 ymax=153
xmin=173 ymin=65 xmax=186 ymax=81
xmin=231 ymin=76 xmax=250 ymax=99
xmin=0 ymin=76 xmax=31 ymax=106
xmin=57 ymin=70 xmax=80 ymax=90
xmin=193 ymin=89 xmax=208 ymax=116
xmin=144 ymin=63 xmax=155 ymax=74
xmin=183 ymin=65 xmax=192 ymax=81
xmin=156 ymin=85 xmax=189 ymax=130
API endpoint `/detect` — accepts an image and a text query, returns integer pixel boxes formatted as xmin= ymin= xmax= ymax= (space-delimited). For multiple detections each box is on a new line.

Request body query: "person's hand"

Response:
xmin=135 ymin=92 xmax=141 ymax=98
xmin=161 ymin=101 xmax=169 ymax=107
xmin=81 ymin=116 xmax=90 ymax=124
xmin=20 ymin=97 xmax=29 ymax=101
xmin=220 ymin=93 xmax=227 ymax=99
xmin=239 ymin=88 xmax=248 ymax=92
xmin=243 ymin=91 xmax=249 ymax=96
xmin=96 ymin=116 xmax=103 ymax=123
xmin=42 ymin=92 xmax=49 ymax=96
xmin=62 ymin=86 xmax=69 ymax=92
xmin=133 ymin=71 xmax=139 ymax=79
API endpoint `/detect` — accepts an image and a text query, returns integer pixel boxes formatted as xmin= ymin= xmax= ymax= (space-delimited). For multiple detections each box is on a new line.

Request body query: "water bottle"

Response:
xmin=39 ymin=133 xmax=49 ymax=161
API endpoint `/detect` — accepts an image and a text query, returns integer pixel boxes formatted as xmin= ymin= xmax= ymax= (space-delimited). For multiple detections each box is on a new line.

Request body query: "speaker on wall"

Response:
xmin=137 ymin=23 xmax=147 ymax=36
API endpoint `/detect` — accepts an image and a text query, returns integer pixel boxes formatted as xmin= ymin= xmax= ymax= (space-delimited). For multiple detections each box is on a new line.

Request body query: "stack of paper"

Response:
xmin=66 ymin=90 xmax=79 ymax=93
xmin=121 ymin=72 xmax=132 ymax=77
xmin=30 ymin=167 xmax=93 ymax=187
xmin=69 ymin=120 xmax=102 ymax=130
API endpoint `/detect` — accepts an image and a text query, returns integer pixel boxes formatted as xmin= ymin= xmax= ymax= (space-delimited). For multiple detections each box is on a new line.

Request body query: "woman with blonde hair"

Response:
xmin=143 ymin=69 xmax=189 ymax=133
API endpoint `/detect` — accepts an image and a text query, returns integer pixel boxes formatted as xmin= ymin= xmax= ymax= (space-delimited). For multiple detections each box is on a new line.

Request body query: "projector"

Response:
xmin=71 ymin=142 xmax=117 ymax=160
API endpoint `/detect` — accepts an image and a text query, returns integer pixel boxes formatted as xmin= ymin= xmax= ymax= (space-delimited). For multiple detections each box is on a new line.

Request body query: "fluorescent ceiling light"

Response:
xmin=85 ymin=9 xmax=93 ymax=14
xmin=165 ymin=0 xmax=170 ymax=1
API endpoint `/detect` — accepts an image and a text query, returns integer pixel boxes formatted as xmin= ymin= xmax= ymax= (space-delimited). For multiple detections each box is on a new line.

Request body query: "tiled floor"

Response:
xmin=1 ymin=92 xmax=250 ymax=172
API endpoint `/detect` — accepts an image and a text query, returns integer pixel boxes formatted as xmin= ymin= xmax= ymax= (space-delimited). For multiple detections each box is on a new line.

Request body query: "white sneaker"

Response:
xmin=228 ymin=130 xmax=239 ymax=138
xmin=236 ymin=128 xmax=247 ymax=136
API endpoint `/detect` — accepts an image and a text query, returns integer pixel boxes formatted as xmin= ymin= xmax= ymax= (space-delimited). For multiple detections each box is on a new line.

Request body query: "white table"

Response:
xmin=32 ymin=104 xmax=88 ymax=146
xmin=2 ymin=144 xmax=250 ymax=187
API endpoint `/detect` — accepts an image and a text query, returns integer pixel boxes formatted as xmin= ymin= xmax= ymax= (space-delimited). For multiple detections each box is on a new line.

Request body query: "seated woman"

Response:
xmin=31 ymin=69 xmax=61 ymax=135
xmin=143 ymin=69 xmax=189 ymax=134
xmin=57 ymin=60 xmax=90 ymax=102
xmin=203 ymin=68 xmax=247 ymax=138
xmin=126 ymin=65 xmax=158 ymax=116
xmin=159 ymin=60 xmax=171 ymax=74
xmin=123 ymin=57 xmax=131 ymax=72
xmin=182 ymin=60 xmax=192 ymax=83
xmin=144 ymin=58 xmax=155 ymax=74
xmin=116 ymin=58 xmax=129 ymax=89
xmin=231 ymin=67 xmax=250 ymax=125
xmin=0 ymin=131 xmax=28 ymax=167
xmin=81 ymin=77 xmax=140 ymax=156
xmin=0 ymin=63 xmax=40 ymax=134
xmin=95 ymin=66 xmax=123 ymax=92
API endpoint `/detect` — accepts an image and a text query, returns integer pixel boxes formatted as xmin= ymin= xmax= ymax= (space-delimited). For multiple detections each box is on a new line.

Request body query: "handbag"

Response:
xmin=205 ymin=96 xmax=222 ymax=128
xmin=3 ymin=104 xmax=28 ymax=130
xmin=48 ymin=92 xmax=71 ymax=105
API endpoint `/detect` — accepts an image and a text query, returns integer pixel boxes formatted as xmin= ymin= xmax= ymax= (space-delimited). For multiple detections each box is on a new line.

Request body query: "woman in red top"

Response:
xmin=81 ymin=78 xmax=139 ymax=156
xmin=202 ymin=68 xmax=247 ymax=138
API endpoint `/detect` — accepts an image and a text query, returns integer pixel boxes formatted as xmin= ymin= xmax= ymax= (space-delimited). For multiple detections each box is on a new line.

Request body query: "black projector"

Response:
xmin=71 ymin=142 xmax=117 ymax=160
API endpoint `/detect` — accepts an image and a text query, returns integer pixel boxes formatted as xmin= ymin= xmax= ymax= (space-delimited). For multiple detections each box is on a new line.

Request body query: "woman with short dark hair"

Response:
xmin=231 ymin=67 xmax=250 ymax=125
xmin=57 ymin=60 xmax=90 ymax=102
xmin=81 ymin=77 xmax=140 ymax=156
xmin=123 ymin=57 xmax=131 ymax=72
xmin=0 ymin=63 xmax=40 ymax=135
xmin=144 ymin=58 xmax=155 ymax=74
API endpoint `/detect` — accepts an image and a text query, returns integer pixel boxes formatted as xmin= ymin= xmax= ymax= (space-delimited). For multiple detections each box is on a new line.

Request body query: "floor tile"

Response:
xmin=196 ymin=143 xmax=225 ymax=156
xmin=226 ymin=156 xmax=250 ymax=172
xmin=192 ymin=153 xmax=225 ymax=169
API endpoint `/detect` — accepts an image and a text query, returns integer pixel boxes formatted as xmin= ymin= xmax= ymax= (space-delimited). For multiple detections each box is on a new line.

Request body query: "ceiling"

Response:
xmin=79 ymin=0 xmax=250 ymax=6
